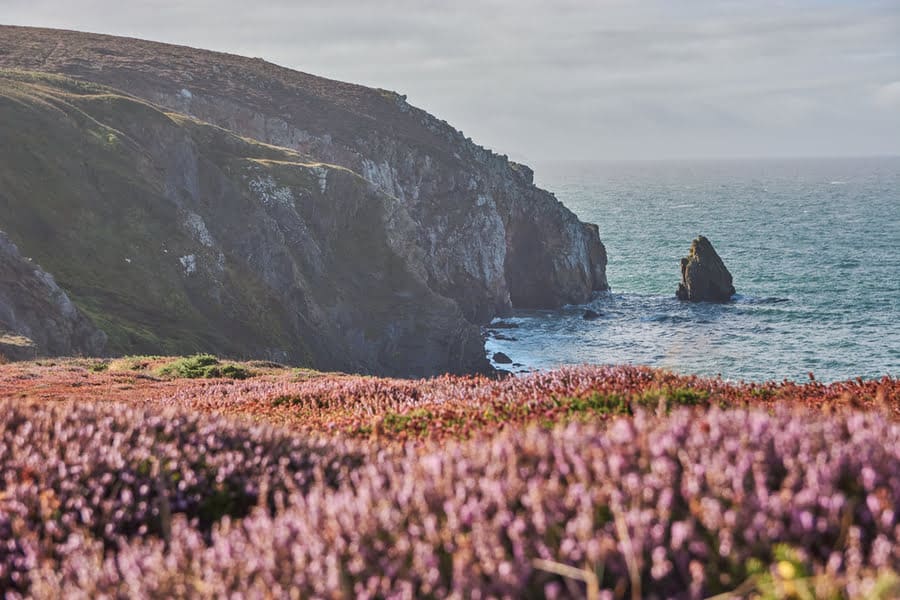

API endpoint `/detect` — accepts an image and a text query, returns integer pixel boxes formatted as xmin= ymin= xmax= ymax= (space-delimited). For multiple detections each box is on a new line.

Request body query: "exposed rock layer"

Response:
xmin=676 ymin=236 xmax=736 ymax=303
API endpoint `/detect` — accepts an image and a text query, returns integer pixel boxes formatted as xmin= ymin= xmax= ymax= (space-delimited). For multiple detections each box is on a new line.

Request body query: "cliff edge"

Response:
xmin=0 ymin=25 xmax=609 ymax=374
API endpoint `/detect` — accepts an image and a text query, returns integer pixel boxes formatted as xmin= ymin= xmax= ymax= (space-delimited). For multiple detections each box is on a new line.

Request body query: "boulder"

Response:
xmin=676 ymin=236 xmax=736 ymax=302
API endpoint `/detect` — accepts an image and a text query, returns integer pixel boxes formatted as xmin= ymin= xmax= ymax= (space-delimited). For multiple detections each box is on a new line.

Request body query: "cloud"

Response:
xmin=874 ymin=81 xmax=900 ymax=109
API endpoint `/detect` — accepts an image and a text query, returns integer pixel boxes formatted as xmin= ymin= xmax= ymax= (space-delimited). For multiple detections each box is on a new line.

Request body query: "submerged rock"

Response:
xmin=582 ymin=309 xmax=601 ymax=321
xmin=493 ymin=334 xmax=518 ymax=342
xmin=676 ymin=236 xmax=736 ymax=302
xmin=493 ymin=352 xmax=513 ymax=364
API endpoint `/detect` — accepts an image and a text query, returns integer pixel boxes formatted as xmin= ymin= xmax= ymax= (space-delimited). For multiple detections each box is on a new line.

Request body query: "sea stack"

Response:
xmin=676 ymin=236 xmax=736 ymax=302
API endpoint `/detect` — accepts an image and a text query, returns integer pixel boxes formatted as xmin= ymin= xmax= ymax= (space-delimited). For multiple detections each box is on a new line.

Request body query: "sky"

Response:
xmin=2 ymin=0 xmax=899 ymax=161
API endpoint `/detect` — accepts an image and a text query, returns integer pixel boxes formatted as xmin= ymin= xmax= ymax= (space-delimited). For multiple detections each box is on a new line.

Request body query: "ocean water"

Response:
xmin=486 ymin=157 xmax=900 ymax=382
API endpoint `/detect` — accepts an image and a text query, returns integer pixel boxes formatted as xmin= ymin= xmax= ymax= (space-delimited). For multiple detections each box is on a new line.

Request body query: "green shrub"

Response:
xmin=156 ymin=355 xmax=252 ymax=380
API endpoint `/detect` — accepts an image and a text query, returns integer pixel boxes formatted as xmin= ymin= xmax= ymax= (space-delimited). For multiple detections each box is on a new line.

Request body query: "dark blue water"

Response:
xmin=486 ymin=157 xmax=900 ymax=382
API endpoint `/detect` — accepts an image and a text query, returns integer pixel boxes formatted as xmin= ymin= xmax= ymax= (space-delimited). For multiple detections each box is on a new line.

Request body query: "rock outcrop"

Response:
xmin=676 ymin=236 xmax=736 ymax=303
xmin=0 ymin=232 xmax=106 ymax=360
xmin=492 ymin=352 xmax=513 ymax=365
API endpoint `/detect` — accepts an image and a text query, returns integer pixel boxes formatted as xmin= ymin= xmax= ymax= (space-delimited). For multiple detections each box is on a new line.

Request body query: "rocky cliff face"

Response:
xmin=0 ymin=26 xmax=609 ymax=375
xmin=0 ymin=25 xmax=608 ymax=323
xmin=0 ymin=232 xmax=106 ymax=360
xmin=0 ymin=71 xmax=485 ymax=375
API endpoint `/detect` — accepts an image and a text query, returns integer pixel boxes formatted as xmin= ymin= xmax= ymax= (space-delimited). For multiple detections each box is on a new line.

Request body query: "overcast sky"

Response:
xmin=3 ymin=0 xmax=899 ymax=161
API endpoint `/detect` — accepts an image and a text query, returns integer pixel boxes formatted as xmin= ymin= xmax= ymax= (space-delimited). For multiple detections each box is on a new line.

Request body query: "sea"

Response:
xmin=485 ymin=156 xmax=900 ymax=383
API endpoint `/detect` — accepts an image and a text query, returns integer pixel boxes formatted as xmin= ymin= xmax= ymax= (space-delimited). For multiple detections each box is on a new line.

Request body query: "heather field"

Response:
xmin=1 ymin=357 xmax=899 ymax=598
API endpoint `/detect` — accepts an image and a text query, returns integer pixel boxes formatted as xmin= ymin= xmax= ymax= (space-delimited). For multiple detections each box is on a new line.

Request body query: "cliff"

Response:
xmin=0 ymin=25 xmax=608 ymax=374
xmin=0 ymin=71 xmax=485 ymax=375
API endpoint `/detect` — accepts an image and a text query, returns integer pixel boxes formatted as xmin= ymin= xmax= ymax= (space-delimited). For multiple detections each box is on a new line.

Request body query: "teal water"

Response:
xmin=486 ymin=157 xmax=900 ymax=382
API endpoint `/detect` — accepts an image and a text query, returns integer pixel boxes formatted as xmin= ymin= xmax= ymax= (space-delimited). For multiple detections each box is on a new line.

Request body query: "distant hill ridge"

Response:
xmin=0 ymin=25 xmax=607 ymax=375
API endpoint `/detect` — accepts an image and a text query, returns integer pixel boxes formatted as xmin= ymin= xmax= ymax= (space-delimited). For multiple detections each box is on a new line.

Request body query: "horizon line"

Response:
xmin=529 ymin=153 xmax=900 ymax=165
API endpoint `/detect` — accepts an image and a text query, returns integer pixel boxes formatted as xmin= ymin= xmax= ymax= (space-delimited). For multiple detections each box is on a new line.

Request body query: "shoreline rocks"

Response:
xmin=676 ymin=236 xmax=736 ymax=303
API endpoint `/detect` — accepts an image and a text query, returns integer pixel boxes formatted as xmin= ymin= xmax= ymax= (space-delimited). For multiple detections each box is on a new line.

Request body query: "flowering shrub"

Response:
xmin=160 ymin=365 xmax=898 ymax=441
xmin=0 ymin=400 xmax=364 ymax=594
xmin=2 ymin=361 xmax=896 ymax=441
xmin=2 ymin=394 xmax=898 ymax=598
